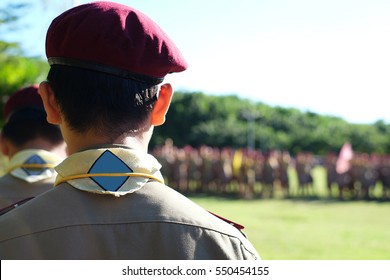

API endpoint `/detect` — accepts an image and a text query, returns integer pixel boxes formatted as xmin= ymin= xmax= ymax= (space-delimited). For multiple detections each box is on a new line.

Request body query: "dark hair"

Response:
xmin=47 ymin=65 xmax=159 ymax=140
xmin=2 ymin=108 xmax=63 ymax=147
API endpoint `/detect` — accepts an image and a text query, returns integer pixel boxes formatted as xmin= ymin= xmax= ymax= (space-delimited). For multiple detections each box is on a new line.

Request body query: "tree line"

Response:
xmin=152 ymin=91 xmax=390 ymax=155
xmin=2 ymin=51 xmax=390 ymax=155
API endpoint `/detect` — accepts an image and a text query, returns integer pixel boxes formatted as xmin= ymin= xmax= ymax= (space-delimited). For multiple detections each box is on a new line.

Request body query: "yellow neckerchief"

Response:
xmin=54 ymin=147 xmax=164 ymax=197
xmin=5 ymin=149 xmax=63 ymax=183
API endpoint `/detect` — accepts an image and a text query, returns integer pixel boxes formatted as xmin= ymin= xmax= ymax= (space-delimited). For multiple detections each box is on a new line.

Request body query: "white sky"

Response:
xmin=2 ymin=0 xmax=390 ymax=124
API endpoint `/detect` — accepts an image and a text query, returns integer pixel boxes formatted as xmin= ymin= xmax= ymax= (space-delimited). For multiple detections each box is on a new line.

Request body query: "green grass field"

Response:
xmin=190 ymin=195 xmax=390 ymax=260
xmin=189 ymin=166 xmax=390 ymax=260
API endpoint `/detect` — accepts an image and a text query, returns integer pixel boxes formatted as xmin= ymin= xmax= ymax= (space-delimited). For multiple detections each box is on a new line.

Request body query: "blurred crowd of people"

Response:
xmin=152 ymin=139 xmax=390 ymax=201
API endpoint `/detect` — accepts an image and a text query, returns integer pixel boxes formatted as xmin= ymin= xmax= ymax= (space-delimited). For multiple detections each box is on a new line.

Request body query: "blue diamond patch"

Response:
xmin=88 ymin=150 xmax=133 ymax=191
xmin=22 ymin=155 xmax=47 ymax=176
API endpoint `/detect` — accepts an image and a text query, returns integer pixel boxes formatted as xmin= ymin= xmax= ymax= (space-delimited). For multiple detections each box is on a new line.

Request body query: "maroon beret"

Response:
xmin=3 ymin=85 xmax=43 ymax=120
xmin=46 ymin=1 xmax=187 ymax=84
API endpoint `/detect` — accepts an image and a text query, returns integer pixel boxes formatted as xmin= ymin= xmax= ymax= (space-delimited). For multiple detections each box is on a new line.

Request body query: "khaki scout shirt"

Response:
xmin=0 ymin=147 xmax=260 ymax=260
xmin=0 ymin=149 xmax=62 ymax=209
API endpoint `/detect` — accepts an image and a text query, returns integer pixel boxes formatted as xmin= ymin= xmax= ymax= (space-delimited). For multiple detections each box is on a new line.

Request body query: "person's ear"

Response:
xmin=39 ymin=81 xmax=62 ymax=125
xmin=0 ymin=133 xmax=9 ymax=156
xmin=151 ymin=83 xmax=173 ymax=126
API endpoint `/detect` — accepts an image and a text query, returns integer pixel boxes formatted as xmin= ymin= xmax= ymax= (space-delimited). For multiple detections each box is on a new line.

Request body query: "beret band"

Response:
xmin=48 ymin=57 xmax=164 ymax=85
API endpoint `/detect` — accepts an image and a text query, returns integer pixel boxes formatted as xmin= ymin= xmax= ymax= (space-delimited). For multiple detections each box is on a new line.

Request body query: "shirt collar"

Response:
xmin=6 ymin=149 xmax=63 ymax=183
xmin=55 ymin=147 xmax=164 ymax=196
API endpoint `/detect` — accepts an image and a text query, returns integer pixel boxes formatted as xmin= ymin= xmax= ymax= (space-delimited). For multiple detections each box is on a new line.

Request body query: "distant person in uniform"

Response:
xmin=0 ymin=85 xmax=66 ymax=212
xmin=0 ymin=2 xmax=259 ymax=259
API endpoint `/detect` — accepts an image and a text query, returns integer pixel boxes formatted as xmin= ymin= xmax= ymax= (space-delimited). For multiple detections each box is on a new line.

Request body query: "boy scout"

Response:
xmin=0 ymin=85 xmax=66 ymax=211
xmin=0 ymin=1 xmax=260 ymax=259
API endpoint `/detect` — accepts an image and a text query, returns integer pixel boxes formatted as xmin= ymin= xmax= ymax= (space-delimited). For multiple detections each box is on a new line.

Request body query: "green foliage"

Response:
xmin=152 ymin=91 xmax=390 ymax=154
xmin=0 ymin=48 xmax=49 ymax=120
